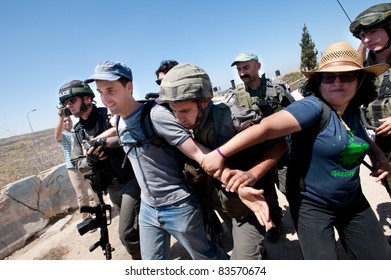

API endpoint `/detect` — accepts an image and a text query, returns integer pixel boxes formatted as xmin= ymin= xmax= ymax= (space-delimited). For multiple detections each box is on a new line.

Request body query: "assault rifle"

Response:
xmin=76 ymin=169 xmax=114 ymax=260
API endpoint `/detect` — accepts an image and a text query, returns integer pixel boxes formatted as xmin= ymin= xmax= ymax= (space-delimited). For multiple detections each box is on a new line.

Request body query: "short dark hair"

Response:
xmin=118 ymin=76 xmax=131 ymax=88
xmin=155 ymin=60 xmax=178 ymax=78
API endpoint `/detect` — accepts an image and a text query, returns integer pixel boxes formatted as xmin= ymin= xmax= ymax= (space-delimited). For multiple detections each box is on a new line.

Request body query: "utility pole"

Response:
xmin=27 ymin=109 xmax=44 ymax=167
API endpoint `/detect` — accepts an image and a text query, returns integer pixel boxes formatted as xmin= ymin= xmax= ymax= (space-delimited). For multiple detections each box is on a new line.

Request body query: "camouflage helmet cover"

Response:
xmin=58 ymin=80 xmax=95 ymax=105
xmin=159 ymin=63 xmax=213 ymax=102
xmin=350 ymin=3 xmax=391 ymax=37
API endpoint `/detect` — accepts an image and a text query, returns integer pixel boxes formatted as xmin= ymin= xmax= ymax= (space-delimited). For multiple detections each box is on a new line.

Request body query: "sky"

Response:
xmin=0 ymin=0 xmax=382 ymax=139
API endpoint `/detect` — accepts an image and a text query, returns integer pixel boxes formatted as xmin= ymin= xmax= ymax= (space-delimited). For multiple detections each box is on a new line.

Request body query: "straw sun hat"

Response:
xmin=301 ymin=42 xmax=388 ymax=79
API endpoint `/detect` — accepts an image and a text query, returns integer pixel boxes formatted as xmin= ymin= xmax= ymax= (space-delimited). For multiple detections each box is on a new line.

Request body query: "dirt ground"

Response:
xmin=5 ymin=161 xmax=391 ymax=260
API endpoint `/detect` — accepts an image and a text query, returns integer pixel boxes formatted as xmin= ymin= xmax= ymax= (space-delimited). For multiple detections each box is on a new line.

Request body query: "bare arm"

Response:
xmin=54 ymin=114 xmax=64 ymax=141
xmin=367 ymin=139 xmax=390 ymax=182
xmin=220 ymin=138 xmax=288 ymax=192
xmin=201 ymin=110 xmax=301 ymax=178
xmin=177 ymin=137 xmax=210 ymax=165
xmin=177 ymin=136 xmax=273 ymax=228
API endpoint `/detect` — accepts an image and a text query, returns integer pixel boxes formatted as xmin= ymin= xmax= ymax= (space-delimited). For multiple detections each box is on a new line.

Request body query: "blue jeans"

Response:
xmin=139 ymin=195 xmax=227 ymax=260
xmin=291 ymin=194 xmax=391 ymax=259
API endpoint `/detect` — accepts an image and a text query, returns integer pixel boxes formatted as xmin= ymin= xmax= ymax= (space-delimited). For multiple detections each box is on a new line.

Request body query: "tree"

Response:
xmin=300 ymin=24 xmax=318 ymax=71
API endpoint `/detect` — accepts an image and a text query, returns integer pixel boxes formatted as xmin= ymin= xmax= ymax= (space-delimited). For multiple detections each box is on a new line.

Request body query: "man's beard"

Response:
xmin=72 ymin=110 xmax=83 ymax=118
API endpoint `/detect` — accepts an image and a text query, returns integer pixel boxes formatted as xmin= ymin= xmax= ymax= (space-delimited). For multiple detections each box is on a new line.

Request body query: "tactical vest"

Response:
xmin=195 ymin=103 xmax=274 ymax=220
xmin=226 ymin=74 xmax=294 ymax=117
xmin=364 ymin=55 xmax=391 ymax=158
xmin=367 ymin=70 xmax=391 ymax=127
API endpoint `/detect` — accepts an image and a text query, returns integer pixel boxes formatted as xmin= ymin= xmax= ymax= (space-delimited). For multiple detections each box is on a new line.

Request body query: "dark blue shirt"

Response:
xmin=285 ymin=96 xmax=370 ymax=207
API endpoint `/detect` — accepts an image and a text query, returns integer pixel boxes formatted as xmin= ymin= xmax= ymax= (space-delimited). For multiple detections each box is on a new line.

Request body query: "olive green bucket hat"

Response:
xmin=159 ymin=63 xmax=213 ymax=102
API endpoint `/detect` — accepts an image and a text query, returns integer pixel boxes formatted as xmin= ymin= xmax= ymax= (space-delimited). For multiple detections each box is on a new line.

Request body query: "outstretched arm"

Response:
xmin=177 ymin=137 xmax=210 ymax=164
xmin=178 ymin=137 xmax=272 ymax=227
xmin=221 ymin=138 xmax=288 ymax=192
xmin=236 ymin=187 xmax=273 ymax=230
xmin=201 ymin=110 xmax=300 ymax=178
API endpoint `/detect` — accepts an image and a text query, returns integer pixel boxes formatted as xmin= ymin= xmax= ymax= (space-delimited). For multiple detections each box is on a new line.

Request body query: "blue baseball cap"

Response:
xmin=85 ymin=60 xmax=133 ymax=83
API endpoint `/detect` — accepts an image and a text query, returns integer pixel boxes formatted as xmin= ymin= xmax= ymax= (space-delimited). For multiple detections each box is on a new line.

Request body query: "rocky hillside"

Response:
xmin=0 ymin=128 xmax=64 ymax=188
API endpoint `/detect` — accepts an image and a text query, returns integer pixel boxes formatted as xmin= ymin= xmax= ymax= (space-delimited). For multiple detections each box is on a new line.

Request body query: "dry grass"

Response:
xmin=0 ymin=128 xmax=65 ymax=188
xmin=33 ymin=245 xmax=69 ymax=260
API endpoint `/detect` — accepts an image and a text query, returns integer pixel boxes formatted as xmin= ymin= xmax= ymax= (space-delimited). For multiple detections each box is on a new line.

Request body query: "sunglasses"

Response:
xmin=320 ymin=73 xmax=357 ymax=84
xmin=155 ymin=79 xmax=162 ymax=86
xmin=63 ymin=97 xmax=77 ymax=106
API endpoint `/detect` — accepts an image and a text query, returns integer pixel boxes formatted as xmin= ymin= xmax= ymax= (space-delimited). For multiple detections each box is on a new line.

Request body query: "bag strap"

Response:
xmin=379 ymin=71 xmax=391 ymax=100
xmin=319 ymin=100 xmax=332 ymax=132
xmin=287 ymin=99 xmax=332 ymax=186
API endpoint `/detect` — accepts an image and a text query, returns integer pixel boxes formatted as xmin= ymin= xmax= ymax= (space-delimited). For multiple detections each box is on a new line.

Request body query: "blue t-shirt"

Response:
xmin=285 ymin=96 xmax=370 ymax=207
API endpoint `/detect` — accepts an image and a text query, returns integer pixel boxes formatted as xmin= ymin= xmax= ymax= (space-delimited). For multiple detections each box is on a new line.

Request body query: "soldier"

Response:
xmin=350 ymin=3 xmax=391 ymax=187
xmin=159 ymin=63 xmax=287 ymax=259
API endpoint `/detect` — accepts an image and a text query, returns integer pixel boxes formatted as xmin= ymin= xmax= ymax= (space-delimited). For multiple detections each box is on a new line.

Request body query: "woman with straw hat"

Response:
xmin=201 ymin=42 xmax=391 ymax=259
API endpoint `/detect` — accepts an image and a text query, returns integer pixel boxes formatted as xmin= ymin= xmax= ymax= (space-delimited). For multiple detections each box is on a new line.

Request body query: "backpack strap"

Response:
xmin=73 ymin=122 xmax=85 ymax=147
xmin=141 ymin=100 xmax=167 ymax=148
xmin=379 ymin=71 xmax=391 ymax=100
xmin=319 ymin=100 xmax=332 ymax=132
xmin=115 ymin=114 xmax=120 ymax=136
xmin=286 ymin=99 xmax=332 ymax=195
xmin=119 ymin=100 xmax=170 ymax=168
xmin=260 ymin=73 xmax=269 ymax=99
xmin=119 ymin=100 xmax=168 ymax=149
xmin=97 ymin=107 xmax=110 ymax=133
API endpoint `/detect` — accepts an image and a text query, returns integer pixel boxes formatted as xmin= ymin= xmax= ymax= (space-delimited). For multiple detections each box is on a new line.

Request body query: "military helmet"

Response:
xmin=350 ymin=3 xmax=391 ymax=38
xmin=159 ymin=63 xmax=213 ymax=102
xmin=58 ymin=80 xmax=95 ymax=105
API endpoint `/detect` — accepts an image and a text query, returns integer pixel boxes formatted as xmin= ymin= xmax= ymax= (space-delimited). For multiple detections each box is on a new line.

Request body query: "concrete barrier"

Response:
xmin=0 ymin=163 xmax=78 ymax=259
